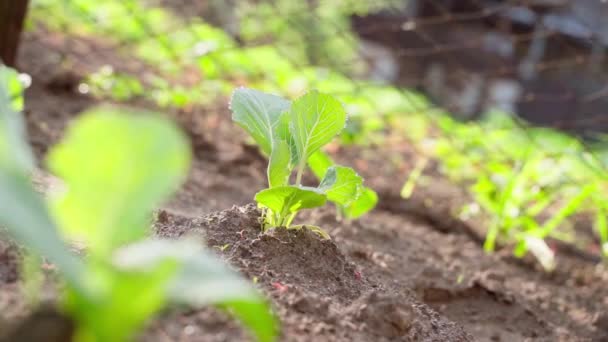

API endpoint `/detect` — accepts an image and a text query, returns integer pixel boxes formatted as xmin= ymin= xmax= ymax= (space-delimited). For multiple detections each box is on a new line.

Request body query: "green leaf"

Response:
xmin=66 ymin=258 xmax=176 ymax=342
xmin=255 ymin=186 xmax=326 ymax=218
xmin=538 ymin=184 xmax=594 ymax=238
xmin=276 ymin=111 xmax=300 ymax=166
xmin=319 ymin=166 xmax=363 ymax=206
xmin=0 ymin=65 xmax=25 ymax=111
xmin=0 ymin=71 xmax=83 ymax=290
xmin=221 ymin=300 xmax=277 ymax=342
xmin=0 ymin=169 xmax=84 ymax=288
xmin=0 ymin=66 xmax=34 ymax=172
xmin=114 ymin=239 xmax=277 ymax=342
xmin=343 ymin=187 xmax=378 ymax=219
xmin=230 ymin=87 xmax=291 ymax=155
xmin=267 ymin=139 xmax=291 ymax=188
xmin=289 ymin=91 xmax=346 ymax=168
xmin=46 ymin=107 xmax=191 ymax=256
xmin=307 ymin=150 xmax=334 ymax=179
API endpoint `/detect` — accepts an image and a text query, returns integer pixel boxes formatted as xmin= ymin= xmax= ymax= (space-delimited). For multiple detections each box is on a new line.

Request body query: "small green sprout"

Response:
xmin=230 ymin=88 xmax=377 ymax=232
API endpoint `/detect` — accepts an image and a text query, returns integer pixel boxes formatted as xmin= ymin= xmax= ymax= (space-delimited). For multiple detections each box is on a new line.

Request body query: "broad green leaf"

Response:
xmin=276 ymin=111 xmax=300 ymax=166
xmin=319 ymin=166 xmax=363 ymax=206
xmin=307 ymin=150 xmax=334 ymax=179
xmin=114 ymin=239 xmax=277 ymax=342
xmin=268 ymin=139 xmax=291 ymax=188
xmin=255 ymin=186 xmax=326 ymax=217
xmin=594 ymin=201 xmax=608 ymax=250
xmin=46 ymin=107 xmax=191 ymax=256
xmin=343 ymin=187 xmax=378 ymax=219
xmin=0 ymin=66 xmax=34 ymax=172
xmin=230 ymin=87 xmax=291 ymax=155
xmin=0 ymin=169 xmax=84 ymax=288
xmin=66 ymin=258 xmax=176 ymax=342
xmin=289 ymin=91 xmax=346 ymax=166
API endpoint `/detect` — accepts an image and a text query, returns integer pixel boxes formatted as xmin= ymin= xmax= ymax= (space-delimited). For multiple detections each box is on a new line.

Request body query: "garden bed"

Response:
xmin=1 ymin=22 xmax=607 ymax=342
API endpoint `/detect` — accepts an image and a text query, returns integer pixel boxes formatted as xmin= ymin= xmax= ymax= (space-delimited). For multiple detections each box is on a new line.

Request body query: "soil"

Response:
xmin=1 ymin=22 xmax=608 ymax=342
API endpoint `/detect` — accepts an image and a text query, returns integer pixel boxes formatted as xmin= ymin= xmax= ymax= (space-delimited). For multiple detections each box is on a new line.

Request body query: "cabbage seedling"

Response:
xmin=230 ymin=88 xmax=376 ymax=231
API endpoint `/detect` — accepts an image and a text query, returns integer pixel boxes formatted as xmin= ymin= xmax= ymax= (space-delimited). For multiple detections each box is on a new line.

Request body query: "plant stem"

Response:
xmin=484 ymin=220 xmax=500 ymax=252
xmin=295 ymin=163 xmax=304 ymax=186
xmin=285 ymin=212 xmax=297 ymax=227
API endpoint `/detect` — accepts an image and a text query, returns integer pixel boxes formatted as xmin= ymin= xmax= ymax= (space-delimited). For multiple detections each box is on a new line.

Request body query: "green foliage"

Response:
xmin=0 ymin=66 xmax=33 ymax=171
xmin=289 ymin=92 xmax=347 ymax=183
xmin=308 ymin=150 xmax=378 ymax=219
xmin=230 ymin=88 xmax=291 ymax=155
xmin=319 ymin=166 xmax=363 ymax=206
xmin=255 ymin=186 xmax=327 ymax=227
xmin=0 ymin=71 xmax=275 ymax=341
xmin=409 ymin=111 xmax=608 ymax=268
xmin=231 ymin=88 xmax=376 ymax=231
xmin=87 ymin=67 xmax=144 ymax=101
xmin=47 ymin=108 xmax=191 ymax=256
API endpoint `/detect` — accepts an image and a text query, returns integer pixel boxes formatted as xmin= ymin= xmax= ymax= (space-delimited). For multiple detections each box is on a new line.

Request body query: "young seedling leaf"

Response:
xmin=46 ymin=107 xmax=191 ymax=255
xmin=114 ymin=238 xmax=277 ymax=342
xmin=319 ymin=166 xmax=363 ymax=206
xmin=268 ymin=139 xmax=291 ymax=188
xmin=230 ymin=87 xmax=291 ymax=155
xmin=230 ymin=88 xmax=373 ymax=228
xmin=343 ymin=187 xmax=378 ymax=219
xmin=255 ymin=186 xmax=326 ymax=223
xmin=289 ymin=91 xmax=346 ymax=178
xmin=276 ymin=111 xmax=300 ymax=166
xmin=307 ymin=150 xmax=334 ymax=179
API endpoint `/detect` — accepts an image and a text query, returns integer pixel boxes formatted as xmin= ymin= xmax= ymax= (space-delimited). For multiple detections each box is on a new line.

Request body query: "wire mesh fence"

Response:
xmin=12 ymin=0 xmax=608 ymax=262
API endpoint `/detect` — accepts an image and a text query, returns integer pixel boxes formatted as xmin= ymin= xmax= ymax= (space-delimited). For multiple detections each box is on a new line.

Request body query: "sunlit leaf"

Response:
xmin=46 ymin=107 xmax=191 ymax=255
xmin=267 ymin=139 xmax=291 ymax=188
xmin=319 ymin=166 xmax=362 ymax=206
xmin=0 ymin=169 xmax=84 ymax=288
xmin=0 ymin=69 xmax=83 ymax=290
xmin=289 ymin=91 xmax=346 ymax=167
xmin=307 ymin=150 xmax=333 ymax=179
xmin=230 ymin=87 xmax=291 ymax=155
xmin=66 ymin=258 xmax=176 ymax=342
xmin=343 ymin=187 xmax=378 ymax=219
xmin=255 ymin=186 xmax=326 ymax=218
xmin=114 ymin=239 xmax=277 ymax=342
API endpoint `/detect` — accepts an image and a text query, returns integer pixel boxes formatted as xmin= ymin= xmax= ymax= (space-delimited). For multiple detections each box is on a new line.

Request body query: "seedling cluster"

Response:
xmin=230 ymin=88 xmax=377 ymax=232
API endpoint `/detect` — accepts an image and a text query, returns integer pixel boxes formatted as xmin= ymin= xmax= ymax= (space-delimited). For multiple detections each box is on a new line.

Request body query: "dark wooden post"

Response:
xmin=0 ymin=0 xmax=30 ymax=67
